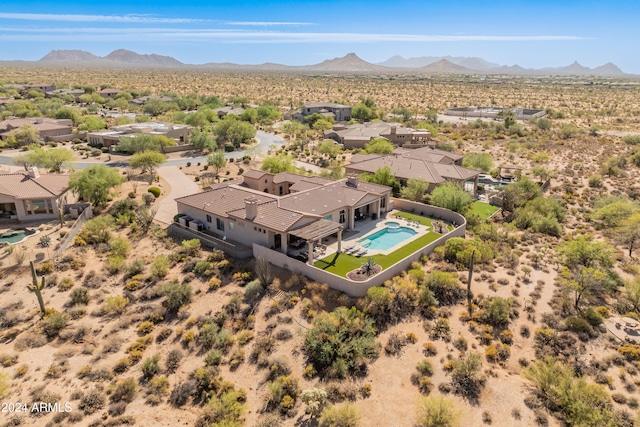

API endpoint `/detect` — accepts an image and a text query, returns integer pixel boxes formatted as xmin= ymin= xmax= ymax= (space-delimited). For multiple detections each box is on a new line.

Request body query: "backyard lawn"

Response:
xmin=469 ymin=201 xmax=500 ymax=220
xmin=314 ymin=214 xmax=446 ymax=277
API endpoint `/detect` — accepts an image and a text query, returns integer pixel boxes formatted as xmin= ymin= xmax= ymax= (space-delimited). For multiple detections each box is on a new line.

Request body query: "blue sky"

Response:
xmin=1 ymin=0 xmax=639 ymax=73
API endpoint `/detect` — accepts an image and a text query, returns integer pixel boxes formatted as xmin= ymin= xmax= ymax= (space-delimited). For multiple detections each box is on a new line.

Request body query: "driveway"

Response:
xmin=154 ymin=166 xmax=201 ymax=224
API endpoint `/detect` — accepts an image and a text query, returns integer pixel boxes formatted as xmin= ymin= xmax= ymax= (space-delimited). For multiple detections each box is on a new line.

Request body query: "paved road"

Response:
xmin=0 ymin=130 xmax=286 ymax=170
xmin=154 ymin=166 xmax=202 ymax=224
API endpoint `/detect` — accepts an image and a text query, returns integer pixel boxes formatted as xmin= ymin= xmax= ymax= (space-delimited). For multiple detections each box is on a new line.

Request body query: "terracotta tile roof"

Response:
xmin=228 ymin=201 xmax=308 ymax=232
xmin=0 ymin=172 xmax=69 ymax=199
xmin=175 ymin=186 xmax=276 ymax=218
xmin=242 ymin=169 xmax=269 ymax=179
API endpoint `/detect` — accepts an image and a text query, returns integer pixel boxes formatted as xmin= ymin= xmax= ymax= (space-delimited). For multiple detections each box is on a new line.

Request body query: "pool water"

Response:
xmin=358 ymin=225 xmax=417 ymax=251
xmin=0 ymin=229 xmax=36 ymax=244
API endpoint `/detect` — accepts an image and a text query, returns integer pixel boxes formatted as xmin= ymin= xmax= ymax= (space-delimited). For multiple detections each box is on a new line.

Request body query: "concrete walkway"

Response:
xmin=154 ymin=166 xmax=201 ymax=225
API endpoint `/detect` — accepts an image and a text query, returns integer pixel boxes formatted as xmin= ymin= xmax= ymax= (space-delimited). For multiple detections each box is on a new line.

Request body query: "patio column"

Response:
xmin=337 ymin=229 xmax=342 ymax=253
xmin=283 ymin=234 xmax=288 ymax=254
xmin=474 ymin=175 xmax=479 ymax=193
xmin=307 ymin=240 xmax=315 ymax=265
xmin=375 ymin=199 xmax=381 ymax=217
xmin=348 ymin=208 xmax=355 ymax=230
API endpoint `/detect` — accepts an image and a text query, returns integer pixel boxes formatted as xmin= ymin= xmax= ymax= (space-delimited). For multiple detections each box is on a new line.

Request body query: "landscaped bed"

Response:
xmin=314 ymin=212 xmax=450 ymax=277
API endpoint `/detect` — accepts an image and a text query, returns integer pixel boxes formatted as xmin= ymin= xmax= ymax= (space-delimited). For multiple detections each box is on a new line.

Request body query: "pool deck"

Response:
xmin=308 ymin=210 xmax=432 ymax=259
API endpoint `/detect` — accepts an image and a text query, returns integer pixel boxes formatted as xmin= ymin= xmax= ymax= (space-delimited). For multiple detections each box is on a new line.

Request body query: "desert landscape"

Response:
xmin=1 ymin=66 xmax=640 ymax=427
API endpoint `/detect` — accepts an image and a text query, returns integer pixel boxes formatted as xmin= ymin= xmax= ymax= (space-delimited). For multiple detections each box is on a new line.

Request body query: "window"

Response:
xmin=216 ymin=218 xmax=225 ymax=231
xmin=24 ymin=199 xmax=50 ymax=215
xmin=324 ymin=214 xmax=332 ymax=221
xmin=279 ymin=186 xmax=283 ymax=195
xmin=206 ymin=215 xmax=212 ymax=223
xmin=339 ymin=210 xmax=346 ymax=223
xmin=229 ymin=222 xmax=234 ymax=231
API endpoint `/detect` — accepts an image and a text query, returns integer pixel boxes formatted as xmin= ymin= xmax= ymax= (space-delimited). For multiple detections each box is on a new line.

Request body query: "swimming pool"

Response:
xmin=0 ymin=229 xmax=37 ymax=245
xmin=358 ymin=224 xmax=417 ymax=251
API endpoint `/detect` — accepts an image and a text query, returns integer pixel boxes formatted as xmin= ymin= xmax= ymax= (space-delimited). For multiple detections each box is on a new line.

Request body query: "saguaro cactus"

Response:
xmin=28 ymin=260 xmax=46 ymax=315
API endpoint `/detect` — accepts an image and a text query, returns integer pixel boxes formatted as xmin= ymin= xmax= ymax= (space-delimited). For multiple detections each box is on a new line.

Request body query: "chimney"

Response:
xmin=28 ymin=166 xmax=40 ymax=179
xmin=347 ymin=174 xmax=358 ymax=188
xmin=245 ymin=197 xmax=258 ymax=220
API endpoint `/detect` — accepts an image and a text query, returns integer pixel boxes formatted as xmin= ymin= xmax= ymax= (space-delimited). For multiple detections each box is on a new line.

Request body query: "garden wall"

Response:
xmin=253 ymin=200 xmax=466 ymax=297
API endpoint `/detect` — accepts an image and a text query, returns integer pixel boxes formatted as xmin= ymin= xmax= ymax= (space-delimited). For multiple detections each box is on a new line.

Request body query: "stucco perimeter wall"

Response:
xmin=252 ymin=200 xmax=466 ymax=297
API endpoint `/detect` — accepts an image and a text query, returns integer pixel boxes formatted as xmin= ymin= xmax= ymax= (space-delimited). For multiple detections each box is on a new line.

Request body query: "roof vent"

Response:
xmin=245 ymin=197 xmax=258 ymax=220
xmin=28 ymin=166 xmax=40 ymax=179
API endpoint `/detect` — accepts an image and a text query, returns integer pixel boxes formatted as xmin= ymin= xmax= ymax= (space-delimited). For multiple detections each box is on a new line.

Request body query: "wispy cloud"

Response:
xmin=0 ymin=13 xmax=207 ymax=24
xmin=0 ymin=13 xmax=313 ymax=26
xmin=0 ymin=26 xmax=589 ymax=43
xmin=225 ymin=21 xmax=314 ymax=26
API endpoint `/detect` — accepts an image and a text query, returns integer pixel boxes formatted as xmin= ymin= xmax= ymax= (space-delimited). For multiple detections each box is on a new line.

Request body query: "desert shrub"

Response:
xmin=109 ymin=237 xmax=131 ymax=258
xmin=199 ymin=388 xmax=247 ymax=426
xmin=141 ymin=355 xmax=160 ymax=379
xmin=582 ymin=307 xmax=604 ymax=326
xmin=146 ymin=375 xmax=169 ymax=396
xmin=524 ymin=357 xmax=616 ymax=426
xmin=108 ymin=401 xmax=127 ymax=417
xmin=109 ymin=378 xmax=137 ymax=403
xmin=164 ymin=349 xmax=183 ymax=374
xmin=179 ymin=239 xmax=201 ymax=257
xmin=59 ymin=277 xmax=74 ymax=291
xmin=69 ymin=287 xmax=90 ymax=305
xmin=205 ymin=349 xmax=223 ymax=367
xmin=193 ymin=260 xmax=214 ymax=276
xmin=319 ymin=403 xmax=360 ymax=427
xmin=79 ymin=388 xmax=106 ymax=415
xmin=0 ymin=372 xmax=9 ymax=399
xmin=424 ymin=271 xmax=465 ymax=306
xmin=148 ymin=187 xmax=161 ymax=198
xmin=137 ymin=321 xmax=154 ymax=335
xmin=417 ymin=359 xmax=434 ymax=377
xmin=245 ymin=279 xmax=265 ymax=303
xmin=481 ymin=297 xmax=512 ymax=326
xmin=304 ymin=307 xmax=379 ymax=378
xmin=42 ymin=312 xmax=68 ymax=338
xmin=623 ymin=135 xmax=640 ymax=145
xmin=151 ymin=255 xmax=171 ymax=278
xmin=126 ymin=259 xmax=145 ymax=276
xmin=301 ymin=387 xmax=328 ymax=418
xmin=235 ymin=330 xmax=254 ymax=346
xmin=449 ymin=353 xmax=484 ymax=397
xmin=169 ymin=381 xmax=196 ymax=407
xmin=415 ymin=394 xmax=460 ymax=427
xmin=385 ymin=332 xmax=408 ymax=356
xmin=423 ymin=342 xmax=438 ymax=356
xmin=265 ymin=375 xmax=300 ymax=414
xmin=161 ymin=281 xmax=191 ymax=312
xmin=208 ymin=277 xmax=222 ymax=290
xmin=618 ymin=344 xmax=640 ymax=361
xmin=102 ymin=295 xmax=129 ymax=315
xmin=565 ymin=316 xmax=594 ymax=335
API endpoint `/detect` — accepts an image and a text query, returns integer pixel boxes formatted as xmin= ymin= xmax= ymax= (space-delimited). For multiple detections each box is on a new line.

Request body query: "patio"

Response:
xmin=312 ymin=210 xmax=454 ymax=277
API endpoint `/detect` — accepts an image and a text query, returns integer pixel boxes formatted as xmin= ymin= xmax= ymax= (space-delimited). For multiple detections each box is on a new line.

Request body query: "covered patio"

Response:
xmin=288 ymin=219 xmax=343 ymax=265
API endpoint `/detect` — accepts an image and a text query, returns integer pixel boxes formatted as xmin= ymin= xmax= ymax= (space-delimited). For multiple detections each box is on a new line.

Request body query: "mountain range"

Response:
xmin=8 ymin=49 xmax=628 ymax=76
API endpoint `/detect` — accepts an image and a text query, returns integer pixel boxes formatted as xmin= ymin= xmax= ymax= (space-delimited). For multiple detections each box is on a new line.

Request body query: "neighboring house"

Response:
xmin=45 ymin=88 xmax=85 ymax=101
xmin=345 ymin=146 xmax=479 ymax=192
xmin=87 ymin=122 xmax=192 ymax=149
xmin=131 ymin=95 xmax=173 ymax=105
xmin=175 ymin=170 xmax=391 ymax=257
xmin=98 ymin=88 xmax=122 ymax=99
xmin=443 ymin=106 xmax=546 ymax=121
xmin=293 ymin=102 xmax=352 ymax=122
xmin=0 ymin=168 xmax=70 ymax=221
xmin=24 ymin=84 xmax=56 ymax=93
xmin=0 ymin=117 xmax=74 ymax=143
xmin=324 ymin=122 xmax=432 ymax=149
xmin=213 ymin=106 xmax=245 ymax=118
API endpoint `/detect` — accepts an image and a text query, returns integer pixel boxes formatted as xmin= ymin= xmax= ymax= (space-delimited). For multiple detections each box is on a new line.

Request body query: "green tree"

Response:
xmin=69 ymin=165 xmax=123 ymax=207
xmin=351 ymin=103 xmax=376 ymax=122
xmin=499 ymin=109 xmax=517 ymax=128
xmin=618 ymin=213 xmax=640 ymax=257
xmin=316 ymin=139 xmax=343 ymax=157
xmin=360 ymin=166 xmax=398 ymax=189
xmin=364 ymin=138 xmax=394 ymax=154
xmin=143 ymin=98 xmax=170 ymax=116
xmin=54 ymin=106 xmax=81 ymax=124
xmin=189 ymin=128 xmax=217 ymax=151
xmin=557 ymin=235 xmax=616 ymax=271
xmin=450 ymin=352 xmax=483 ymax=396
xmin=281 ymin=120 xmax=308 ymax=139
xmin=117 ymin=134 xmax=176 ymax=154
xmin=462 ymin=153 xmax=493 ymax=173
xmin=129 ymin=150 xmax=167 ymax=175
xmin=313 ymin=118 xmax=334 ymax=133
xmin=214 ymin=117 xmax=256 ymax=147
xmin=78 ymin=116 xmax=107 ymax=132
xmin=415 ymin=395 xmax=460 ymax=427
xmin=207 ymin=150 xmax=227 ymax=182
xmin=261 ymin=154 xmax=296 ymax=174
xmin=502 ymin=176 xmax=542 ymax=214
xmin=561 ymin=266 xmax=608 ymax=312
xmin=14 ymin=147 xmax=74 ymax=173
xmin=591 ymin=198 xmax=639 ymax=228
xmin=304 ymin=307 xmax=379 ymax=378
xmin=429 ymin=182 xmax=473 ymax=214
xmin=400 ymin=178 xmax=429 ymax=202
xmin=5 ymin=125 xmax=39 ymax=147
